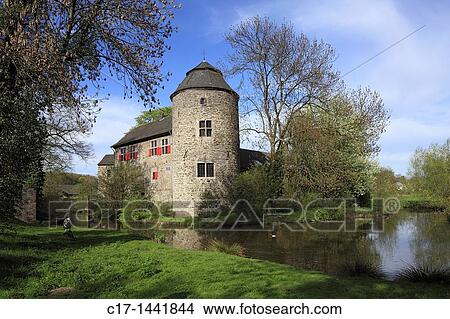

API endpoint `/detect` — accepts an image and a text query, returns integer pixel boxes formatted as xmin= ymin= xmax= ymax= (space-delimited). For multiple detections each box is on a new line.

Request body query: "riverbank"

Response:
xmin=0 ymin=225 xmax=448 ymax=298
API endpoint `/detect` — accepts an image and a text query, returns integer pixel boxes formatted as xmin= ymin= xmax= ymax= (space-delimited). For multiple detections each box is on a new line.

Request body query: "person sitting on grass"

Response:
xmin=62 ymin=216 xmax=75 ymax=239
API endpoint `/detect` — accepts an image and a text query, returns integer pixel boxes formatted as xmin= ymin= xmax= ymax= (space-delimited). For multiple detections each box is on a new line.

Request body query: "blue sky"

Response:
xmin=73 ymin=0 xmax=450 ymax=176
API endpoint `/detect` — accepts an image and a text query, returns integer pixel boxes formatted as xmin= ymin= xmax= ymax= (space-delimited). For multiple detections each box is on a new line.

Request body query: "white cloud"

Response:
xmin=72 ymin=98 xmax=144 ymax=175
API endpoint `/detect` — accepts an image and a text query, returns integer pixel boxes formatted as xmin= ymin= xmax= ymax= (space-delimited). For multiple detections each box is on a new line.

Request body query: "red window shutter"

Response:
xmin=147 ymin=149 xmax=151 ymax=157
xmin=133 ymin=152 xmax=138 ymax=160
xmin=167 ymin=145 xmax=171 ymax=154
xmin=117 ymin=153 xmax=121 ymax=161
xmin=157 ymin=146 xmax=162 ymax=156
xmin=125 ymin=152 xmax=130 ymax=161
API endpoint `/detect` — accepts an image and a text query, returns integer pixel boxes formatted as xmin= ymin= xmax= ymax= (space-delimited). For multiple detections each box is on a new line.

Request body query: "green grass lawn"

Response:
xmin=0 ymin=225 xmax=448 ymax=298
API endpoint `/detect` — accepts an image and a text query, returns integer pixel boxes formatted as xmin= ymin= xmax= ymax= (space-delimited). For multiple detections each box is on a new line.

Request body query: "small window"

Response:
xmin=152 ymin=169 xmax=158 ymax=180
xmin=199 ymin=120 xmax=212 ymax=137
xmin=119 ymin=147 xmax=126 ymax=161
xmin=128 ymin=145 xmax=138 ymax=160
xmin=197 ymin=163 xmax=205 ymax=177
xmin=197 ymin=162 xmax=214 ymax=178
xmin=162 ymin=138 xmax=170 ymax=154
xmin=200 ymin=97 xmax=207 ymax=106
xmin=150 ymin=140 xmax=158 ymax=156
xmin=206 ymin=163 xmax=214 ymax=177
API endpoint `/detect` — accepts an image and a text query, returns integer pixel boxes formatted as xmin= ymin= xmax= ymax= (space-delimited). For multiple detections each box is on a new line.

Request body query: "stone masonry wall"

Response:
xmin=172 ymin=89 xmax=240 ymax=215
xmin=114 ymin=135 xmax=173 ymax=204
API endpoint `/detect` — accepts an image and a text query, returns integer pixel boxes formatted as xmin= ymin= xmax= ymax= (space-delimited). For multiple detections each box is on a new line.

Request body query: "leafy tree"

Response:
xmin=283 ymin=88 xmax=388 ymax=198
xmin=373 ymin=167 xmax=398 ymax=198
xmin=134 ymin=106 xmax=172 ymax=127
xmin=408 ymin=139 xmax=450 ymax=204
xmin=229 ymin=165 xmax=274 ymax=216
xmin=76 ymin=175 xmax=98 ymax=200
xmin=0 ymin=0 xmax=178 ymax=219
xmin=98 ymin=163 xmax=152 ymax=221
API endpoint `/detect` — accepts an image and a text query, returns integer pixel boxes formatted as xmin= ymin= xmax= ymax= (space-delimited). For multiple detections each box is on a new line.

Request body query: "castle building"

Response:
xmin=98 ymin=61 xmax=265 ymax=215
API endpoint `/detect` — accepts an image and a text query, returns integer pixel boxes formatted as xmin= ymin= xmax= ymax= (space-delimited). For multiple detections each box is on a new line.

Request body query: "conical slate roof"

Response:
xmin=170 ymin=61 xmax=237 ymax=100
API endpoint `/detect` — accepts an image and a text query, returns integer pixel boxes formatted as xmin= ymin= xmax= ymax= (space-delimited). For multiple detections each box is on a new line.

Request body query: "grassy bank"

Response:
xmin=400 ymin=194 xmax=448 ymax=211
xmin=1 ymin=225 xmax=448 ymax=298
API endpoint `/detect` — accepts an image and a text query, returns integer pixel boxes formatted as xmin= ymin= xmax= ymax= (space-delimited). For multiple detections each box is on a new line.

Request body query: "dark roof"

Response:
xmin=98 ymin=154 xmax=115 ymax=166
xmin=112 ymin=116 xmax=172 ymax=148
xmin=60 ymin=184 xmax=79 ymax=196
xmin=170 ymin=61 xmax=237 ymax=100
xmin=239 ymin=148 xmax=268 ymax=171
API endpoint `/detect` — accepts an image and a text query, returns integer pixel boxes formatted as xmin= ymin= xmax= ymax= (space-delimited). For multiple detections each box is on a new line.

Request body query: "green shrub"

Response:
xmin=396 ymin=264 xmax=450 ymax=284
xmin=206 ymin=239 xmax=245 ymax=257
xmin=229 ymin=165 xmax=275 ymax=217
xmin=337 ymin=257 xmax=384 ymax=278
xmin=119 ymin=200 xmax=158 ymax=226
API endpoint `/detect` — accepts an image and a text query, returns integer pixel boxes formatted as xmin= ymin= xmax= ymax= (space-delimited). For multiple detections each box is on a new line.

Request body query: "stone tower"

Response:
xmin=171 ymin=61 xmax=240 ymax=215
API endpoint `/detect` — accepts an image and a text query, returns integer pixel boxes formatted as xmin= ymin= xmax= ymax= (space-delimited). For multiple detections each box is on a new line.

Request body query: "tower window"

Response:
xmin=206 ymin=163 xmax=214 ymax=177
xmin=200 ymin=97 xmax=207 ymax=106
xmin=199 ymin=120 xmax=212 ymax=137
xmin=197 ymin=162 xmax=214 ymax=178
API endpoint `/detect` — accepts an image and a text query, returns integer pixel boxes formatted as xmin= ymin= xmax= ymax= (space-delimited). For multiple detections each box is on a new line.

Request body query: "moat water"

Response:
xmin=161 ymin=210 xmax=450 ymax=279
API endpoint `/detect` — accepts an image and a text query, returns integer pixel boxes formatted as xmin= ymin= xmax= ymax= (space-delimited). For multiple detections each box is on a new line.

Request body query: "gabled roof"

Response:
xmin=170 ymin=61 xmax=237 ymax=100
xmin=97 ymin=154 xmax=115 ymax=166
xmin=112 ymin=116 xmax=172 ymax=148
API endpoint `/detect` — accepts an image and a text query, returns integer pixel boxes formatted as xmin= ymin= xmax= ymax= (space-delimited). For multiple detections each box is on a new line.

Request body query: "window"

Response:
xmin=206 ymin=163 xmax=214 ymax=177
xmin=199 ymin=120 xmax=212 ymax=137
xmin=118 ymin=147 xmax=126 ymax=161
xmin=197 ymin=163 xmax=205 ymax=177
xmin=197 ymin=162 xmax=214 ymax=178
xmin=129 ymin=145 xmax=138 ymax=160
xmin=152 ymin=168 xmax=158 ymax=180
xmin=162 ymin=138 xmax=171 ymax=154
xmin=200 ymin=97 xmax=207 ymax=107
xmin=149 ymin=140 xmax=158 ymax=156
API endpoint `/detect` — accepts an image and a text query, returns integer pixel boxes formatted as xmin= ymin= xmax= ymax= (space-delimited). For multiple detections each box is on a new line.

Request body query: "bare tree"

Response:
xmin=225 ymin=16 xmax=341 ymax=161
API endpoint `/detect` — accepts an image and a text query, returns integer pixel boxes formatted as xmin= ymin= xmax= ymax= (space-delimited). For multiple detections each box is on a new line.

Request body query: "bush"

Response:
xmin=119 ymin=200 xmax=158 ymax=226
xmin=229 ymin=165 xmax=275 ymax=217
xmin=206 ymin=239 xmax=245 ymax=257
xmin=396 ymin=264 xmax=450 ymax=284
xmin=337 ymin=257 xmax=384 ymax=278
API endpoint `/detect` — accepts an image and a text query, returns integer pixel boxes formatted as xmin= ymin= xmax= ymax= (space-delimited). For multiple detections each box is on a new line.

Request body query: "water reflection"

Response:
xmin=162 ymin=210 xmax=450 ymax=279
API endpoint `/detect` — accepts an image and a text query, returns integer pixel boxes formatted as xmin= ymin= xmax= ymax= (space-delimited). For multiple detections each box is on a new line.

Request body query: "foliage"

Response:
xmin=396 ymin=264 xmax=450 ymax=284
xmin=408 ymin=139 xmax=450 ymax=206
xmin=229 ymin=165 xmax=275 ymax=216
xmin=373 ymin=167 xmax=398 ymax=198
xmin=400 ymin=194 xmax=446 ymax=211
xmin=283 ymin=89 xmax=388 ymax=198
xmin=1 ymin=226 xmax=449 ymax=298
xmin=0 ymin=93 xmax=44 ymax=220
xmin=76 ymin=175 xmax=98 ymax=200
xmin=225 ymin=16 xmax=340 ymax=160
xmin=0 ymin=0 xmax=178 ymax=218
xmin=98 ymin=163 xmax=152 ymax=220
xmin=206 ymin=240 xmax=246 ymax=257
xmin=134 ymin=106 xmax=172 ymax=127
xmin=337 ymin=257 xmax=384 ymax=278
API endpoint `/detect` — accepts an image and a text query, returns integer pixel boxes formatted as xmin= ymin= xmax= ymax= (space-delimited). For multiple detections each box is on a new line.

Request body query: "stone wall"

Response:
xmin=172 ymin=89 xmax=240 ymax=215
xmin=15 ymin=188 xmax=36 ymax=223
xmin=114 ymin=135 xmax=173 ymax=204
